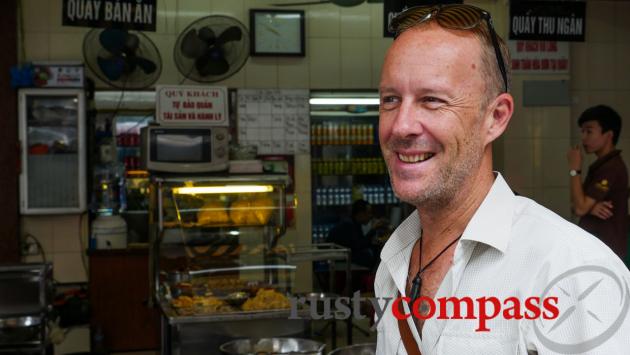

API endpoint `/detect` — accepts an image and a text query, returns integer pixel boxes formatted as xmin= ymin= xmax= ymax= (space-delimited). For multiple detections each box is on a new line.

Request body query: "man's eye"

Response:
xmin=380 ymin=96 xmax=400 ymax=108
xmin=423 ymin=97 xmax=442 ymax=103
xmin=381 ymin=96 xmax=398 ymax=103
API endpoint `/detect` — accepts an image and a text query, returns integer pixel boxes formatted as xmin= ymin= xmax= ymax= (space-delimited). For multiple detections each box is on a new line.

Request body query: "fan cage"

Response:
xmin=83 ymin=28 xmax=163 ymax=90
xmin=174 ymin=15 xmax=250 ymax=83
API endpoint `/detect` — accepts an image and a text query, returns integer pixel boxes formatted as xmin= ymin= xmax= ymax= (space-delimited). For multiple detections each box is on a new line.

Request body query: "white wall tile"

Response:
xmin=615 ymin=2 xmax=630 ymax=43
xmin=505 ymin=106 xmax=536 ymax=139
xmin=532 ymin=137 xmax=543 ymax=188
xmin=53 ymin=252 xmax=88 ymax=283
xmin=278 ymin=57 xmax=310 ymax=88
xmin=245 ymin=57 xmax=278 ymax=88
xmin=23 ymin=34 xmax=50 ymax=61
xmin=22 ymin=0 xmax=50 ymax=33
xmin=587 ymin=43 xmax=615 ymax=90
xmin=48 ymin=33 xmax=84 ymax=61
xmin=586 ymin=1 xmax=615 ymax=43
xmin=307 ymin=4 xmax=340 ymax=38
xmin=175 ymin=0 xmax=213 ymax=33
xmin=614 ymin=92 xmax=630 ymax=138
xmin=614 ymin=44 xmax=630 ymax=91
xmin=570 ymin=43 xmax=588 ymax=91
xmin=156 ymin=0 xmax=178 ymax=34
xmin=216 ymin=66 xmax=246 ymax=88
xmin=503 ymin=138 xmax=535 ymax=190
xmin=541 ymin=139 xmax=571 ymax=188
xmin=370 ymin=38 xmax=392 ymax=88
xmin=539 ymin=107 xmax=571 ymax=139
xmin=146 ymin=33 xmax=178 ymax=86
xmin=369 ymin=2 xmax=384 ymax=39
xmin=309 ymin=38 xmax=340 ymax=88
xmin=211 ymin=0 xmax=246 ymax=26
xmin=341 ymin=38 xmax=371 ymax=88
xmin=52 ymin=215 xmax=85 ymax=253
xmin=340 ymin=3 xmax=371 ymax=38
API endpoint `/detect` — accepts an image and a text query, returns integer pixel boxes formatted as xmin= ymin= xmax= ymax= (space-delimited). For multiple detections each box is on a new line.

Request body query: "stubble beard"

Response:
xmin=387 ymin=135 xmax=484 ymax=211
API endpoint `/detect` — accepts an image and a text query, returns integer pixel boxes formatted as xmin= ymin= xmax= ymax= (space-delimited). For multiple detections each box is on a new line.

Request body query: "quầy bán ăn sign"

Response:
xmin=62 ymin=0 xmax=156 ymax=32
xmin=509 ymin=1 xmax=585 ymax=42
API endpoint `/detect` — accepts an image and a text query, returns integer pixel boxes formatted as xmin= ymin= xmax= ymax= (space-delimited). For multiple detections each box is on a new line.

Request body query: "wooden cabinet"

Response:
xmin=89 ymin=248 xmax=160 ymax=352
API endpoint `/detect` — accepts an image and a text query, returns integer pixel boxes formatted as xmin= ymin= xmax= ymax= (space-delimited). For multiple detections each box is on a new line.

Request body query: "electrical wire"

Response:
xmin=78 ymin=213 xmax=89 ymax=276
xmin=23 ymin=233 xmax=47 ymax=263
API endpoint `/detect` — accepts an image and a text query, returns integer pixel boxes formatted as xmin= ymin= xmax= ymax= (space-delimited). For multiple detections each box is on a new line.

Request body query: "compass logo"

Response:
xmin=534 ymin=265 xmax=630 ymax=353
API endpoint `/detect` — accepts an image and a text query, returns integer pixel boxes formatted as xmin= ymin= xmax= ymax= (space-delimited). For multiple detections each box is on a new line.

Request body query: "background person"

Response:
xmin=567 ymin=105 xmax=629 ymax=259
xmin=327 ymin=199 xmax=387 ymax=270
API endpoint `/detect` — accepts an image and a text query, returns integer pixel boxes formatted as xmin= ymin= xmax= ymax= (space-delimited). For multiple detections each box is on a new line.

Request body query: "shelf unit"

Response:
xmin=309 ymin=91 xmax=401 ymax=244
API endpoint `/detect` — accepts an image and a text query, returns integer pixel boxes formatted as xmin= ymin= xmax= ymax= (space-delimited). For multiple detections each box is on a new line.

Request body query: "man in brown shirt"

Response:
xmin=567 ymin=105 xmax=629 ymax=259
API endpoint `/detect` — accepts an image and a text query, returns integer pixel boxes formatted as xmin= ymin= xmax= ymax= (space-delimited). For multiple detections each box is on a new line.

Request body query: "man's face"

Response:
xmin=378 ymin=24 xmax=490 ymax=208
xmin=581 ymin=120 xmax=611 ymax=154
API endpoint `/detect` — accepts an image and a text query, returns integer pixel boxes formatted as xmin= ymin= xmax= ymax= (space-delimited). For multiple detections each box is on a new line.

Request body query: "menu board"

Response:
xmin=237 ymin=89 xmax=310 ymax=154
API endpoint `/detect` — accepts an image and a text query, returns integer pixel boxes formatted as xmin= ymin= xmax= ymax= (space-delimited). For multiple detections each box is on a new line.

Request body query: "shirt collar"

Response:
xmin=460 ymin=172 xmax=514 ymax=253
xmin=381 ymin=172 xmax=515 ymax=262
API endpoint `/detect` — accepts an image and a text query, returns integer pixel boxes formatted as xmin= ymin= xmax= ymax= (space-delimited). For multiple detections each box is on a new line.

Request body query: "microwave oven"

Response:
xmin=141 ymin=126 xmax=229 ymax=173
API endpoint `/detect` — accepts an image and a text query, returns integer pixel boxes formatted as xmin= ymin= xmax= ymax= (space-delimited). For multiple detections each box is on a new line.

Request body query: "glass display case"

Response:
xmin=19 ymin=88 xmax=86 ymax=214
xmin=148 ymin=174 xmax=309 ymax=354
xmin=309 ymin=91 xmax=404 ymax=244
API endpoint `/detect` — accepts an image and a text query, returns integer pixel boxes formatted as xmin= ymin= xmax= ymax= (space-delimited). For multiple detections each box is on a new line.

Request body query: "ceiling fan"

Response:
xmin=273 ymin=0 xmax=380 ymax=7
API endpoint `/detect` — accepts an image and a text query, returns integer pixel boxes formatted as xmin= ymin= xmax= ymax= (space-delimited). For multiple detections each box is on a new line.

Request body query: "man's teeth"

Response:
xmin=398 ymin=153 xmax=434 ymax=163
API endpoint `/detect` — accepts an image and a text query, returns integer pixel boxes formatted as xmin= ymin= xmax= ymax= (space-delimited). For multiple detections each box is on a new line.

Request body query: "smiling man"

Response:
xmin=375 ymin=4 xmax=630 ymax=355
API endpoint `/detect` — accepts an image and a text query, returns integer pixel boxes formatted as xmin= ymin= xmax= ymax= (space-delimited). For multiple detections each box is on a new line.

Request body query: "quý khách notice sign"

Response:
xmin=156 ymin=86 xmax=228 ymax=127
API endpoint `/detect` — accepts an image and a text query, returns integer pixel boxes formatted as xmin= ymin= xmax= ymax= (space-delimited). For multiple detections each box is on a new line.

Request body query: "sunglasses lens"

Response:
xmin=391 ymin=7 xmax=432 ymax=33
xmin=437 ymin=5 xmax=483 ymax=30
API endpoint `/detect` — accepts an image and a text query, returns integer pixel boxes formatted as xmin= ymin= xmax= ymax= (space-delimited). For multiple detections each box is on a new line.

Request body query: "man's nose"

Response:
xmin=390 ymin=102 xmax=423 ymax=138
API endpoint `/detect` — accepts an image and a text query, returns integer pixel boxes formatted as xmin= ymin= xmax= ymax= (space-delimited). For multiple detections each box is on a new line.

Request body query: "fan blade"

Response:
xmin=181 ymin=29 xmax=207 ymax=59
xmin=99 ymin=28 xmax=128 ymax=55
xmin=134 ymin=56 xmax=158 ymax=74
xmin=198 ymin=26 xmax=216 ymax=45
xmin=273 ymin=0 xmax=330 ymax=6
xmin=217 ymin=26 xmax=242 ymax=45
xmin=97 ymin=56 xmax=126 ymax=81
xmin=195 ymin=49 xmax=230 ymax=76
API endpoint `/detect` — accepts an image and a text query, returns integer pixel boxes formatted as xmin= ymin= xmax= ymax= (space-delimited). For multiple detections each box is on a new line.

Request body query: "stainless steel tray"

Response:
xmin=159 ymin=301 xmax=310 ymax=324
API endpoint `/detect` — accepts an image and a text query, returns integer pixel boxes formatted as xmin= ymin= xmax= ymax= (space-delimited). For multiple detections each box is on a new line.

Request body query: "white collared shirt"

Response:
xmin=375 ymin=173 xmax=630 ymax=354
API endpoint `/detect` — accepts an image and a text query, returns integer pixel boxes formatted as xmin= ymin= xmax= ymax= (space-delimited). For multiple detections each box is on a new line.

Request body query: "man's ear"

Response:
xmin=604 ymin=130 xmax=617 ymax=147
xmin=484 ymin=93 xmax=514 ymax=145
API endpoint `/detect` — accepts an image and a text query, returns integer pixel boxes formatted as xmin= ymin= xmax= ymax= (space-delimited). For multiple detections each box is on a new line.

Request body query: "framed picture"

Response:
xmin=250 ymin=9 xmax=305 ymax=57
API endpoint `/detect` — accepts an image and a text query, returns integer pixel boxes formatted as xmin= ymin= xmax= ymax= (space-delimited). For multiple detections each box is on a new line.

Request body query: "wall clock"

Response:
xmin=250 ymin=9 xmax=305 ymax=56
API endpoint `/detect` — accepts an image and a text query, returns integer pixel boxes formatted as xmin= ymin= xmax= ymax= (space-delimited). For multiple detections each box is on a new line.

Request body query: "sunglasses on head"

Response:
xmin=389 ymin=4 xmax=508 ymax=93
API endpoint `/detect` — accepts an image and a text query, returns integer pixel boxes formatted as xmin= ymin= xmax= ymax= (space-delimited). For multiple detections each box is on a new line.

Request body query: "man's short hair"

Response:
xmin=352 ymin=199 xmax=370 ymax=217
xmin=578 ymin=105 xmax=622 ymax=145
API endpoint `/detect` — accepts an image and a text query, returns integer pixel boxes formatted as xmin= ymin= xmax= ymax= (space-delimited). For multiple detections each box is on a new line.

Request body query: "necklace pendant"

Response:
xmin=409 ymin=274 xmax=422 ymax=302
